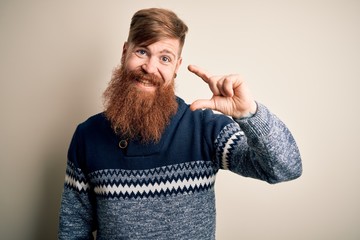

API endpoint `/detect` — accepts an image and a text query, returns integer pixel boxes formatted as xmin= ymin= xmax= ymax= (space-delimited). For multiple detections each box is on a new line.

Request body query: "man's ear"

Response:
xmin=175 ymin=56 xmax=183 ymax=74
xmin=121 ymin=42 xmax=128 ymax=64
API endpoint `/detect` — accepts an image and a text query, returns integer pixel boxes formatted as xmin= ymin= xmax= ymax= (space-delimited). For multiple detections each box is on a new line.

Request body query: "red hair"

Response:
xmin=128 ymin=8 xmax=188 ymax=55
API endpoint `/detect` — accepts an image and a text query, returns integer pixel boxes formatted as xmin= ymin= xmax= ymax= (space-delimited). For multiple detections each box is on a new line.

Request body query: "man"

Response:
xmin=58 ymin=8 xmax=302 ymax=240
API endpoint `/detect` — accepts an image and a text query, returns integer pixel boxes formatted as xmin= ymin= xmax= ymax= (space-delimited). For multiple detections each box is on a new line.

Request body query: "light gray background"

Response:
xmin=1 ymin=1 xmax=359 ymax=239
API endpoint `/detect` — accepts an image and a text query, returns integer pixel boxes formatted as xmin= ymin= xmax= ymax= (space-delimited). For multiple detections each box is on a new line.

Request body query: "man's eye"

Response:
xmin=136 ymin=49 xmax=147 ymax=56
xmin=161 ymin=56 xmax=171 ymax=63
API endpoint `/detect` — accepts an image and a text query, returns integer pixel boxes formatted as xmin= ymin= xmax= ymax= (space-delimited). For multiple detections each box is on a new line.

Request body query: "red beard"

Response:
xmin=103 ymin=65 xmax=178 ymax=143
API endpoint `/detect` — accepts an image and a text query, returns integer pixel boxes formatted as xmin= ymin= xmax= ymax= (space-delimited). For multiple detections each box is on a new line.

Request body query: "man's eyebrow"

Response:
xmin=160 ymin=49 xmax=176 ymax=59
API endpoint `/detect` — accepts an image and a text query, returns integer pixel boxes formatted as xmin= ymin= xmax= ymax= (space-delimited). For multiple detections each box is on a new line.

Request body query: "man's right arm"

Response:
xmin=58 ymin=127 xmax=96 ymax=239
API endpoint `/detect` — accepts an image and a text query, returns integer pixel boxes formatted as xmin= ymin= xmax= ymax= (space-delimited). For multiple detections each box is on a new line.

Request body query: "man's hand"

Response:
xmin=188 ymin=65 xmax=257 ymax=119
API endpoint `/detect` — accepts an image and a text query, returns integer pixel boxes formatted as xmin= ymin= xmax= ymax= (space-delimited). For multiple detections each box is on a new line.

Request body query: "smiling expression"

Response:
xmin=121 ymin=38 xmax=183 ymax=93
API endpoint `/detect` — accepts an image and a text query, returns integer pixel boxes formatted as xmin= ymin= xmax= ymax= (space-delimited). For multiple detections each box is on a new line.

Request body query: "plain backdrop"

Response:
xmin=1 ymin=1 xmax=359 ymax=239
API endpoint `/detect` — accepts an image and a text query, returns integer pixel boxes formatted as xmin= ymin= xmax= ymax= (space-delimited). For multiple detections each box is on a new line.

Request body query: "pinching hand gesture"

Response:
xmin=188 ymin=65 xmax=257 ymax=119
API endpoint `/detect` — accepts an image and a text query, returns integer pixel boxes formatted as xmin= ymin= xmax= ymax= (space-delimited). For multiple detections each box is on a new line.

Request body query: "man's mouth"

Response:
xmin=137 ymin=78 xmax=155 ymax=87
xmin=134 ymin=75 xmax=161 ymax=88
xmin=133 ymin=76 xmax=160 ymax=92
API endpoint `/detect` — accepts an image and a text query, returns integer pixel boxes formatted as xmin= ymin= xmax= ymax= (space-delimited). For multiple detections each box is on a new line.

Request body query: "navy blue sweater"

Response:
xmin=59 ymin=97 xmax=302 ymax=239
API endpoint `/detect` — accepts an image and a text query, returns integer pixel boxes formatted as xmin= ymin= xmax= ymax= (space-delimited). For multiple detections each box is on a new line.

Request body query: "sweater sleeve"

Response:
xmin=214 ymin=103 xmax=302 ymax=184
xmin=58 ymin=126 xmax=96 ymax=239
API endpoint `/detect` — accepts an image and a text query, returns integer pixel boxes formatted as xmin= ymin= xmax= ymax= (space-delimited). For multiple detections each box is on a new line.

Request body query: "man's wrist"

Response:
xmin=234 ymin=111 xmax=255 ymax=120
xmin=233 ymin=101 xmax=258 ymax=120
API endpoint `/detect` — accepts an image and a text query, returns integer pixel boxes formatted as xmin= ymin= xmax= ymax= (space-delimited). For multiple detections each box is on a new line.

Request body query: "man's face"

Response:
xmin=121 ymin=38 xmax=182 ymax=93
xmin=103 ymin=38 xmax=182 ymax=143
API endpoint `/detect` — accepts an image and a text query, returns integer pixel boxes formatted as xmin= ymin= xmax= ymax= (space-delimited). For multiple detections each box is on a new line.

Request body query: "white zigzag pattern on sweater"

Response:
xmin=94 ymin=175 xmax=216 ymax=196
xmin=65 ymin=174 xmax=90 ymax=191
xmin=221 ymin=131 xmax=244 ymax=170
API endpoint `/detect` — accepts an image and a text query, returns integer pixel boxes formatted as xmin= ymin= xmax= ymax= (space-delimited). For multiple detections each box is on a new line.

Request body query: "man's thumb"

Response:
xmin=190 ymin=99 xmax=215 ymax=111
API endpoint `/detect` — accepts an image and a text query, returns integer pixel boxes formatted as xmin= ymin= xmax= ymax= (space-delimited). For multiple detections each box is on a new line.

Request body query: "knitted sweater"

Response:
xmin=58 ymin=97 xmax=302 ymax=240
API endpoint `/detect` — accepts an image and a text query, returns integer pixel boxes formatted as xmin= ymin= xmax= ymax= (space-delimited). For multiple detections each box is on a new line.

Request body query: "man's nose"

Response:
xmin=141 ymin=57 xmax=158 ymax=74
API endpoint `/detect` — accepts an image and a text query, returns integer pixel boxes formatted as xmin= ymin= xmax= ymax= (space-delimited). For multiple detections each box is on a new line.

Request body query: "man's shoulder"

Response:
xmin=82 ymin=112 xmax=106 ymax=123
xmin=77 ymin=112 xmax=110 ymax=132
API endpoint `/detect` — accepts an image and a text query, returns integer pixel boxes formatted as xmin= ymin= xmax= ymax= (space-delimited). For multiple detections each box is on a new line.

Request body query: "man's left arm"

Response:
xmin=188 ymin=65 xmax=302 ymax=183
xmin=231 ymin=103 xmax=302 ymax=183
